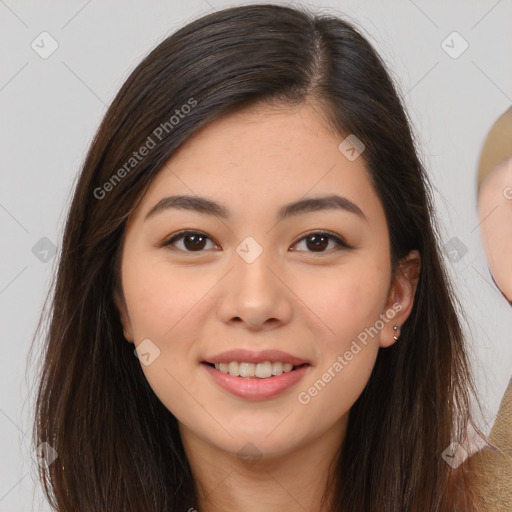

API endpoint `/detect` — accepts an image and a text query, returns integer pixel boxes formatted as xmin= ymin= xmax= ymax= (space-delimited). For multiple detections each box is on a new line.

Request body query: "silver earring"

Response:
xmin=393 ymin=324 xmax=400 ymax=341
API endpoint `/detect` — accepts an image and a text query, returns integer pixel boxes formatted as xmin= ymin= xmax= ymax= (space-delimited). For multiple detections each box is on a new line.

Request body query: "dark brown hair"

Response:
xmin=30 ymin=3 xmax=484 ymax=510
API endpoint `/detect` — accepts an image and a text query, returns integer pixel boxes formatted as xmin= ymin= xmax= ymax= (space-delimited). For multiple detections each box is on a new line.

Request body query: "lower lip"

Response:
xmin=201 ymin=363 xmax=311 ymax=400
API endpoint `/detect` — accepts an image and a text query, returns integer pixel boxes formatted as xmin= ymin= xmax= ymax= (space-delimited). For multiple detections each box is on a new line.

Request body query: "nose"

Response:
xmin=216 ymin=248 xmax=293 ymax=331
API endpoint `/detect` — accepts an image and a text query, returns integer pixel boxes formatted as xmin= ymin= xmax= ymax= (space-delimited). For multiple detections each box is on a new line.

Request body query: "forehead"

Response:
xmin=133 ymin=102 xmax=384 ymax=226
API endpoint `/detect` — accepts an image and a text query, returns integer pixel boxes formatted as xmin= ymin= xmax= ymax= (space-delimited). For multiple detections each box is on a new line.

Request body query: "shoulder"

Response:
xmin=466 ymin=376 xmax=512 ymax=511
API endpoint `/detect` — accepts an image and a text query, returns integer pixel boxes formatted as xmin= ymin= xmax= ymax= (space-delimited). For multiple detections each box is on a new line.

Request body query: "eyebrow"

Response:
xmin=144 ymin=194 xmax=367 ymax=222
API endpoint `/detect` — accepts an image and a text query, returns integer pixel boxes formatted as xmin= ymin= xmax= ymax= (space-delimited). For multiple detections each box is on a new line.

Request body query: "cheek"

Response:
xmin=122 ymin=254 xmax=212 ymax=342
xmin=121 ymin=255 xmax=216 ymax=406
xmin=295 ymin=270 xmax=385 ymax=425
xmin=293 ymin=256 xmax=388 ymax=403
xmin=297 ymin=340 xmax=378 ymax=439
xmin=298 ymin=256 xmax=390 ymax=345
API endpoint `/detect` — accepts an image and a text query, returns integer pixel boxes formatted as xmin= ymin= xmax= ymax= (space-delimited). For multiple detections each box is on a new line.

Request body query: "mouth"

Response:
xmin=200 ymin=360 xmax=312 ymax=399
xmin=201 ymin=361 xmax=311 ymax=379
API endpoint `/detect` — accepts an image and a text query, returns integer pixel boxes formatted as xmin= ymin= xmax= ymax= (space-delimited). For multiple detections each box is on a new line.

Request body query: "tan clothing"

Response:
xmin=468 ymin=377 xmax=512 ymax=510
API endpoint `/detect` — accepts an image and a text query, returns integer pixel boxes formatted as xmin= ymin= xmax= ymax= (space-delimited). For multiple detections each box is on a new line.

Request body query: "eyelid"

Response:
xmin=159 ymin=230 xmax=220 ymax=252
xmin=159 ymin=229 xmax=352 ymax=253
xmin=293 ymin=229 xmax=351 ymax=249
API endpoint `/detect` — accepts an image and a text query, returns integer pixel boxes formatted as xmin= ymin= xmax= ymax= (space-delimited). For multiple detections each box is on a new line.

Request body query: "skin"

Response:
xmin=477 ymin=157 xmax=512 ymax=303
xmin=115 ymin=101 xmax=421 ymax=512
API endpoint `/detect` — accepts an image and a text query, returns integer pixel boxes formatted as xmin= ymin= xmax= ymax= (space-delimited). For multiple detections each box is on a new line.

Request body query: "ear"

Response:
xmin=113 ymin=289 xmax=134 ymax=343
xmin=379 ymin=249 xmax=421 ymax=348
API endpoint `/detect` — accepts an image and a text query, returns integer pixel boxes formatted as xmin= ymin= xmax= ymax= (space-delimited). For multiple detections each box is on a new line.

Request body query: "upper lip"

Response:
xmin=202 ymin=349 xmax=310 ymax=366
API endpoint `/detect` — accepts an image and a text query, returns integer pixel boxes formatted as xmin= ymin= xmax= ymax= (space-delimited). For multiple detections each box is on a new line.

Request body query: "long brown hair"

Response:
xmin=29 ymin=4 xmax=484 ymax=510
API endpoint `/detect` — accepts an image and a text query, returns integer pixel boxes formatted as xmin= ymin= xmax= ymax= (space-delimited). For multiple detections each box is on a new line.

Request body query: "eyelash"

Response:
xmin=159 ymin=230 xmax=352 ymax=254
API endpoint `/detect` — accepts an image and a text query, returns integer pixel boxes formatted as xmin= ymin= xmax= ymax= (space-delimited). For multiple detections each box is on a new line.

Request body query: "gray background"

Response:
xmin=1 ymin=0 xmax=511 ymax=510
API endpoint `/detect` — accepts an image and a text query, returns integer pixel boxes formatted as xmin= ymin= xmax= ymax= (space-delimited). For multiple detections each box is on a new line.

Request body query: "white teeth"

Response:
xmin=239 ymin=362 xmax=255 ymax=377
xmin=228 ymin=361 xmax=239 ymax=376
xmin=255 ymin=361 xmax=272 ymax=378
xmin=271 ymin=362 xmax=283 ymax=375
xmin=212 ymin=361 xmax=298 ymax=378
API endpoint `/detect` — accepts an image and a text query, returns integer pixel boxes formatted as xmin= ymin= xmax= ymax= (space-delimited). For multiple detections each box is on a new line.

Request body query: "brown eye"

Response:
xmin=162 ymin=231 xmax=217 ymax=252
xmin=292 ymin=231 xmax=350 ymax=253
xmin=161 ymin=230 xmax=350 ymax=254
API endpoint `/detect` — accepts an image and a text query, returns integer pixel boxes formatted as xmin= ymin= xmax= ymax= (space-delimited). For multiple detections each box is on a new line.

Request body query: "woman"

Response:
xmin=466 ymin=106 xmax=512 ymax=510
xmin=477 ymin=106 xmax=512 ymax=305
xmin=31 ymin=4 xmax=487 ymax=511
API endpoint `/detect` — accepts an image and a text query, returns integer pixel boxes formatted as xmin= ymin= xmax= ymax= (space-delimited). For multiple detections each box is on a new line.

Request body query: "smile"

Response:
xmin=201 ymin=362 xmax=311 ymax=400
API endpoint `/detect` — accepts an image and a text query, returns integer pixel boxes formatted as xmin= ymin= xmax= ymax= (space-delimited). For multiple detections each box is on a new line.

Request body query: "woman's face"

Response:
xmin=115 ymin=102 xmax=419 ymax=461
